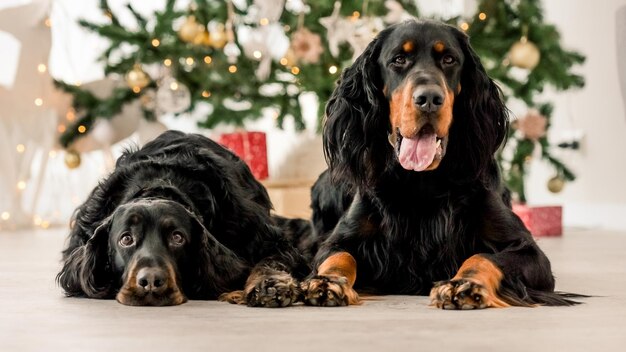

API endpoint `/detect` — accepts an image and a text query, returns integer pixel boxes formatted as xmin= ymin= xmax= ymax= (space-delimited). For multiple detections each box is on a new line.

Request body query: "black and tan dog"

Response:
xmin=57 ymin=131 xmax=310 ymax=307
xmin=301 ymin=20 xmax=580 ymax=309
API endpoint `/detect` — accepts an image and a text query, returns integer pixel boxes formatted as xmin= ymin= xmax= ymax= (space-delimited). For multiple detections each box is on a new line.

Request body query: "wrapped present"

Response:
xmin=218 ymin=131 xmax=269 ymax=180
xmin=512 ymin=204 xmax=562 ymax=237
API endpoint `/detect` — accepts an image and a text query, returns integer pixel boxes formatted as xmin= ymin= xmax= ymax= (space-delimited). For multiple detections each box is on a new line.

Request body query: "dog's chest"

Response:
xmin=358 ymin=204 xmax=477 ymax=293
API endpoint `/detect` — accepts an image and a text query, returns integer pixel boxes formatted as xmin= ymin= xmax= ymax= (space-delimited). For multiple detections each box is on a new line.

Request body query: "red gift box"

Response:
xmin=218 ymin=131 xmax=269 ymax=180
xmin=512 ymin=204 xmax=562 ymax=237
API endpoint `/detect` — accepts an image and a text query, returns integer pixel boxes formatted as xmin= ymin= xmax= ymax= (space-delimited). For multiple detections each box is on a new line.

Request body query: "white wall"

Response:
xmin=524 ymin=0 xmax=626 ymax=230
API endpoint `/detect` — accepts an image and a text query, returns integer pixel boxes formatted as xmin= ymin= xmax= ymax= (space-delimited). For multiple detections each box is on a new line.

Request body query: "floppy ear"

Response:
xmin=323 ymin=28 xmax=394 ymax=189
xmin=57 ymin=218 xmax=114 ymax=298
xmin=446 ymin=28 xmax=509 ymax=180
xmin=187 ymin=212 xmax=249 ymax=298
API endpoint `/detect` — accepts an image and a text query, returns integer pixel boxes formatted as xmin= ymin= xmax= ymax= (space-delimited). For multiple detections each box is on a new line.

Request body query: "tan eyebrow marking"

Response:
xmin=434 ymin=41 xmax=445 ymax=53
xmin=402 ymin=41 xmax=414 ymax=53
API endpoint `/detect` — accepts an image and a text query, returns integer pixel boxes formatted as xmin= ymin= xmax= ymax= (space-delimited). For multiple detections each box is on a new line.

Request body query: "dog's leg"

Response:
xmin=429 ymin=254 xmax=513 ymax=309
xmin=301 ymin=252 xmax=359 ymax=306
xmin=220 ymin=259 xmax=300 ymax=308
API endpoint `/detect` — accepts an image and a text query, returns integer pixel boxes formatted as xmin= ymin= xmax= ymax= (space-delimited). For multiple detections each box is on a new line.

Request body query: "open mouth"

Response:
xmin=390 ymin=124 xmax=447 ymax=172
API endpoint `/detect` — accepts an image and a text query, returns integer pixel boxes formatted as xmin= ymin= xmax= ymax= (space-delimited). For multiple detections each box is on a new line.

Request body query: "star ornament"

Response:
xmin=319 ymin=1 xmax=353 ymax=57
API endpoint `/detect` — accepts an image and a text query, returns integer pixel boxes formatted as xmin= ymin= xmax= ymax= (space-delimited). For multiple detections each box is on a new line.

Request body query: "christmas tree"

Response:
xmin=461 ymin=0 xmax=584 ymax=202
xmin=55 ymin=0 xmax=417 ymax=147
xmin=56 ymin=0 xmax=583 ymax=202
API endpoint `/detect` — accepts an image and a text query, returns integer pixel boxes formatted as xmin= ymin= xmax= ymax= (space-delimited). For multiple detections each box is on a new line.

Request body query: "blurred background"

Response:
xmin=1 ymin=0 xmax=625 ymax=233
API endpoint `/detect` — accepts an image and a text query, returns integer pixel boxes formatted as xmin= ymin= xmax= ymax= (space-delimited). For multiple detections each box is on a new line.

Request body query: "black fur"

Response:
xmin=57 ymin=130 xmax=309 ymax=306
xmin=310 ymin=20 xmax=579 ymax=306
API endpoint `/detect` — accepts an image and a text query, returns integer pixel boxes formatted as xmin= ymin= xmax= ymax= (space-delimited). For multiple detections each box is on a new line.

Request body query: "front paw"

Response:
xmin=430 ymin=279 xmax=490 ymax=310
xmin=301 ymin=275 xmax=359 ymax=307
xmin=245 ymin=271 xmax=301 ymax=308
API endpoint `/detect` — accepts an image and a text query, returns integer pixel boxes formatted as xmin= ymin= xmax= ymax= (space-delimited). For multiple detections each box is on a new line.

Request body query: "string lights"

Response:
xmin=4 ymin=1 xmax=90 ymax=231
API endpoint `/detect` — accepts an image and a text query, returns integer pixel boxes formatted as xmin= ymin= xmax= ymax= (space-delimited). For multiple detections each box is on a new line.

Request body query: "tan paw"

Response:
xmin=245 ymin=271 xmax=301 ymax=308
xmin=301 ymin=275 xmax=359 ymax=307
xmin=430 ymin=279 xmax=494 ymax=310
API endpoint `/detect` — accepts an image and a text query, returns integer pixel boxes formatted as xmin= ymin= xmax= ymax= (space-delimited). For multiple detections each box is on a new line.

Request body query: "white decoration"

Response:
xmin=319 ymin=1 xmax=349 ymax=58
xmin=0 ymin=0 xmax=72 ymax=228
xmin=248 ymin=0 xmax=285 ymax=23
xmin=156 ymin=75 xmax=191 ymax=114
xmin=71 ymin=79 xmax=143 ymax=153
xmin=416 ymin=0 xmax=465 ymax=19
xmin=285 ymin=0 xmax=309 ymax=14
xmin=348 ymin=17 xmax=384 ymax=59
xmin=384 ymin=1 xmax=415 ymax=24
xmin=224 ymin=41 xmax=241 ymax=63
xmin=91 ymin=119 xmax=116 ymax=146
xmin=237 ymin=24 xmax=289 ymax=80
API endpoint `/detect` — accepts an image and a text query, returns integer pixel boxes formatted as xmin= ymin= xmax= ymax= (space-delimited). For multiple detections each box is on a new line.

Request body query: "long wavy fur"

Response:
xmin=315 ymin=20 xmax=582 ymax=306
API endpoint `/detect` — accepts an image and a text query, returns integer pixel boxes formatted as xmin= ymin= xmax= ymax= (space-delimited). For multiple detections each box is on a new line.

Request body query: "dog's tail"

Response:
xmin=500 ymin=285 xmax=589 ymax=307
xmin=526 ymin=288 xmax=589 ymax=306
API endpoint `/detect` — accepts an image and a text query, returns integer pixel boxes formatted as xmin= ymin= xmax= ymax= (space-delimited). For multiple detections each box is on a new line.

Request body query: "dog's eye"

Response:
xmin=119 ymin=233 xmax=134 ymax=247
xmin=170 ymin=232 xmax=185 ymax=246
xmin=442 ymin=55 xmax=456 ymax=65
xmin=392 ymin=55 xmax=407 ymax=66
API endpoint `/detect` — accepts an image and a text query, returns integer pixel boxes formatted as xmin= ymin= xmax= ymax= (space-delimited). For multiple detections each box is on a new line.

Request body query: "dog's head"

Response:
xmin=107 ymin=199 xmax=194 ymax=306
xmin=58 ymin=198 xmax=247 ymax=306
xmin=324 ymin=20 xmax=508 ymax=187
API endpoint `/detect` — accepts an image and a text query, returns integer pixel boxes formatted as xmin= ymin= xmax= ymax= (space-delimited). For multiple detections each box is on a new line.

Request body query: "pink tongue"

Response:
xmin=398 ymin=132 xmax=437 ymax=171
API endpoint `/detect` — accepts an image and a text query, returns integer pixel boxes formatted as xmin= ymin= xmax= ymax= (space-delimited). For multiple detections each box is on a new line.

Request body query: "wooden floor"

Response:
xmin=0 ymin=227 xmax=625 ymax=351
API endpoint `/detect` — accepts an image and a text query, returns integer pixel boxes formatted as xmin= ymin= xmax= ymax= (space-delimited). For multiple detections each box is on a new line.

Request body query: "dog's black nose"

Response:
xmin=413 ymin=87 xmax=444 ymax=113
xmin=136 ymin=267 xmax=167 ymax=293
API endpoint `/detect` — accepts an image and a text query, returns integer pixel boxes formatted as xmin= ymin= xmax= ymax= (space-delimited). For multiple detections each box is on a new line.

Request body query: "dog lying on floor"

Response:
xmin=57 ymin=130 xmax=310 ymax=307
xmin=299 ymin=19 xmax=581 ymax=309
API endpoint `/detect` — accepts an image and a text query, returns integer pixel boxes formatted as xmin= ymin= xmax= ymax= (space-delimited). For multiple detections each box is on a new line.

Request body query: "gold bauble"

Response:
xmin=64 ymin=150 xmax=81 ymax=169
xmin=125 ymin=64 xmax=150 ymax=90
xmin=192 ymin=30 xmax=212 ymax=47
xmin=507 ymin=37 xmax=541 ymax=70
xmin=178 ymin=16 xmax=205 ymax=43
xmin=209 ymin=24 xmax=227 ymax=49
xmin=547 ymin=175 xmax=565 ymax=193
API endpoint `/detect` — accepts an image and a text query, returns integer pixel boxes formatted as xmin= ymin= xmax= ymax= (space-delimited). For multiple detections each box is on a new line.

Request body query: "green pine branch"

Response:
xmin=55 ymin=0 xmax=582 ymax=202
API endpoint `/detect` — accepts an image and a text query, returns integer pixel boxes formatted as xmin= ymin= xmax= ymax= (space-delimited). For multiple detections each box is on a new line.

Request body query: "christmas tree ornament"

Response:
xmin=348 ymin=17 xmax=384 ymax=59
xmin=547 ymin=175 xmax=565 ymax=193
xmin=249 ymin=0 xmax=285 ymax=23
xmin=64 ymin=150 xmax=81 ymax=169
xmin=319 ymin=1 xmax=348 ymax=57
xmin=192 ymin=30 xmax=212 ymax=47
xmin=517 ymin=109 xmax=547 ymax=141
xmin=140 ymin=89 xmax=156 ymax=111
xmin=209 ymin=23 xmax=227 ymax=48
xmin=178 ymin=15 xmax=205 ymax=43
xmin=125 ymin=64 xmax=150 ymax=90
xmin=385 ymin=0 xmax=414 ymax=24
xmin=156 ymin=76 xmax=191 ymax=114
xmin=224 ymin=42 xmax=241 ymax=63
xmin=290 ymin=27 xmax=324 ymax=64
xmin=238 ymin=23 xmax=289 ymax=79
xmin=507 ymin=36 xmax=541 ymax=70
xmin=285 ymin=0 xmax=309 ymax=14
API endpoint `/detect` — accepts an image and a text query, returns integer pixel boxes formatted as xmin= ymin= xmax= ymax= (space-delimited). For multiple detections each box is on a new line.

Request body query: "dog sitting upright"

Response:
xmin=57 ymin=130 xmax=309 ymax=307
